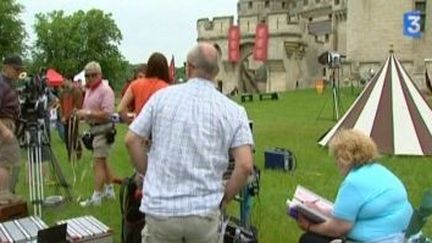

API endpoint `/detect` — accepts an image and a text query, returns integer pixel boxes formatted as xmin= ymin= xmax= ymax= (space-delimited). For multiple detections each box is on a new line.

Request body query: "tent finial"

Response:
xmin=389 ymin=44 xmax=394 ymax=54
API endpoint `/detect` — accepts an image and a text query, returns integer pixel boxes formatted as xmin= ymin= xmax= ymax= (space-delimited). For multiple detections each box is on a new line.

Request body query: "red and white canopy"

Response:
xmin=46 ymin=68 xmax=64 ymax=86
xmin=319 ymin=53 xmax=432 ymax=156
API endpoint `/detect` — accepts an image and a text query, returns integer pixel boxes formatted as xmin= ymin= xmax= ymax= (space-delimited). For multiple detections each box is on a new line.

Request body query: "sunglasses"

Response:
xmin=85 ymin=73 xmax=98 ymax=78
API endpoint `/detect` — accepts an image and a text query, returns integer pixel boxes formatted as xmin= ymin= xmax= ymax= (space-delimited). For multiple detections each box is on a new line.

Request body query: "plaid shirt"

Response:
xmin=130 ymin=78 xmax=254 ymax=217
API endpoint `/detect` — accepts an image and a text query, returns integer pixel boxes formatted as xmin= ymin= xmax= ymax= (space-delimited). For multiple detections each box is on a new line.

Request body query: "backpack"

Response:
xmin=119 ymin=173 xmax=145 ymax=243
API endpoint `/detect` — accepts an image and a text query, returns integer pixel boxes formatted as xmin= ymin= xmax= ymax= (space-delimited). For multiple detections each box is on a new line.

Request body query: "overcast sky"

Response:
xmin=19 ymin=0 xmax=236 ymax=65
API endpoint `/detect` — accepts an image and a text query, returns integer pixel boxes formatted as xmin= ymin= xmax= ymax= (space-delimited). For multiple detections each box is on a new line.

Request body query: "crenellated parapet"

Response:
xmin=238 ymin=0 xmax=290 ymax=19
xmin=197 ymin=16 xmax=234 ymax=41
xmin=290 ymin=0 xmax=347 ymax=16
xmin=198 ymin=12 xmax=306 ymax=43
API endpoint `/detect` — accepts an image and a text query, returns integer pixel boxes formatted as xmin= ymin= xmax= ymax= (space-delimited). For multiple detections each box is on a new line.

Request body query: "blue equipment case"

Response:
xmin=264 ymin=148 xmax=296 ymax=171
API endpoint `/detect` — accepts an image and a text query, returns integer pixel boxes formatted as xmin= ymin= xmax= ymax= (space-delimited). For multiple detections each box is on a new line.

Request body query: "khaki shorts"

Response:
xmin=92 ymin=134 xmax=112 ymax=158
xmin=0 ymin=118 xmax=20 ymax=167
xmin=142 ymin=210 xmax=222 ymax=243
xmin=0 ymin=138 xmax=20 ymax=167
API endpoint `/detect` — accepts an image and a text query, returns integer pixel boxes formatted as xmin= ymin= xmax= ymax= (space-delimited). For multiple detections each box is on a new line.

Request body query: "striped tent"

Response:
xmin=318 ymin=52 xmax=432 ymax=156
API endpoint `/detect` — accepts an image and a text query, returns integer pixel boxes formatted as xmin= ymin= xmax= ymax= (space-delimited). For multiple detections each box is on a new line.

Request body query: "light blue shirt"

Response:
xmin=129 ymin=78 xmax=254 ymax=217
xmin=332 ymin=163 xmax=413 ymax=241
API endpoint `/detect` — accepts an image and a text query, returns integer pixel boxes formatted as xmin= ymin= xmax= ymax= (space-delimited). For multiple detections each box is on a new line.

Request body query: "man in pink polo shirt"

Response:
xmin=76 ymin=61 xmax=116 ymax=207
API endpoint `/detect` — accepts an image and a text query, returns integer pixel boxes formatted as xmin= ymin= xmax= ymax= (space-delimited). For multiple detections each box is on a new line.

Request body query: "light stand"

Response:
xmin=330 ymin=67 xmax=341 ymax=120
xmin=316 ymin=51 xmax=345 ymax=121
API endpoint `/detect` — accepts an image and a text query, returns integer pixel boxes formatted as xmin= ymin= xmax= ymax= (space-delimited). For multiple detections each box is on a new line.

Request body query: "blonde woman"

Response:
xmin=297 ymin=129 xmax=413 ymax=243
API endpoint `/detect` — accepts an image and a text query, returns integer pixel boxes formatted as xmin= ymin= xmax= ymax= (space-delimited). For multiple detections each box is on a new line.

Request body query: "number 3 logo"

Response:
xmin=404 ymin=11 xmax=422 ymax=38
xmin=408 ymin=15 xmax=421 ymax=34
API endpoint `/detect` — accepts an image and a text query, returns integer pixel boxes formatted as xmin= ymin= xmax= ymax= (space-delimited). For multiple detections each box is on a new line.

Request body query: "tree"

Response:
xmin=32 ymin=9 xmax=129 ymax=90
xmin=175 ymin=66 xmax=186 ymax=82
xmin=0 ymin=0 xmax=26 ymax=59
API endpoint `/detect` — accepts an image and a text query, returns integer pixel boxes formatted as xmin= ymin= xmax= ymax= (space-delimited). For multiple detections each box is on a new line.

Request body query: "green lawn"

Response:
xmin=15 ymin=87 xmax=432 ymax=242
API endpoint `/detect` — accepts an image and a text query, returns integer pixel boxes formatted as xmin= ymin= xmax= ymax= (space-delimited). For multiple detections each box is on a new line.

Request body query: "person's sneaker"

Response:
xmin=103 ymin=185 xmax=115 ymax=200
xmin=79 ymin=196 xmax=101 ymax=207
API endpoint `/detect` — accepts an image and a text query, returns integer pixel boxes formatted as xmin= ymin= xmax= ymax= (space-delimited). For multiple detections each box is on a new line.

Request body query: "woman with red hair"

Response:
xmin=118 ymin=53 xmax=169 ymax=124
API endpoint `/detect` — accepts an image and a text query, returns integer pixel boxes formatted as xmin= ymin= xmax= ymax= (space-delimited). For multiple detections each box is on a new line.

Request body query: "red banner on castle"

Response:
xmin=228 ymin=26 xmax=241 ymax=62
xmin=253 ymin=23 xmax=269 ymax=61
xmin=169 ymin=55 xmax=175 ymax=84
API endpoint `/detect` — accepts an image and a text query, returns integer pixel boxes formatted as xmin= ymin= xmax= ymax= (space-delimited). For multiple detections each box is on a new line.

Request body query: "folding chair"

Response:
xmin=405 ymin=189 xmax=432 ymax=242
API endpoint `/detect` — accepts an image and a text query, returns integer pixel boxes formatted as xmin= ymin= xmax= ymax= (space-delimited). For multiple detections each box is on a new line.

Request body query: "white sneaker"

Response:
xmin=103 ymin=185 xmax=115 ymax=200
xmin=79 ymin=197 xmax=101 ymax=207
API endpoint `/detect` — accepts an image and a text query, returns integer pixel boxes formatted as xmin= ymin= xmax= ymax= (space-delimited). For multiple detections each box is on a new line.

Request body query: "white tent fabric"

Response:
xmin=73 ymin=70 xmax=110 ymax=87
xmin=73 ymin=70 xmax=85 ymax=86
xmin=318 ymin=53 xmax=432 ymax=156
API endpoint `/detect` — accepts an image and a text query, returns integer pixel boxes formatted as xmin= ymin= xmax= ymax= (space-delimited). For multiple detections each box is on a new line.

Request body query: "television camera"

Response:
xmin=16 ymin=72 xmax=49 ymax=124
xmin=318 ymin=51 xmax=346 ymax=69
xmin=15 ymin=71 xmax=71 ymax=217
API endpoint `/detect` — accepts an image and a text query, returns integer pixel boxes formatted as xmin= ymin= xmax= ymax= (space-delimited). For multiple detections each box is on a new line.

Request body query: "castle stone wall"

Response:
xmin=239 ymin=15 xmax=260 ymax=36
xmin=347 ymin=0 xmax=432 ymax=86
xmin=267 ymin=13 xmax=303 ymax=34
xmin=197 ymin=0 xmax=432 ymax=92
xmin=347 ymin=0 xmax=412 ymax=62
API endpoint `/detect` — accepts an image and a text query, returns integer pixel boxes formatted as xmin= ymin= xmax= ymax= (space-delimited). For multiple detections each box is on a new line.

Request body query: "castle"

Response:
xmin=197 ymin=0 xmax=431 ymax=93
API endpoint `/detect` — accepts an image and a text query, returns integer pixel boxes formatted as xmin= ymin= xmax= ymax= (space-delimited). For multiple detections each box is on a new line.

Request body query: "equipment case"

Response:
xmin=264 ymin=148 xmax=296 ymax=171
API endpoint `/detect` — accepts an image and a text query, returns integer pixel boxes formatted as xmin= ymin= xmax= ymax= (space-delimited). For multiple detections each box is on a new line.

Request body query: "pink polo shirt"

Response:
xmin=83 ymin=81 xmax=115 ymax=114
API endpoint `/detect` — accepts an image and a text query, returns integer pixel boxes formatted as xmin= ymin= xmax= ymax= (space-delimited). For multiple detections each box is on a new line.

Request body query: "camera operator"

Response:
xmin=76 ymin=61 xmax=116 ymax=207
xmin=0 ymin=55 xmax=23 ymax=198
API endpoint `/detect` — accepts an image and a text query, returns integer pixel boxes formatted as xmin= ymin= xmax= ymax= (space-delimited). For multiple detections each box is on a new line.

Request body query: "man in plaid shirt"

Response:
xmin=126 ymin=42 xmax=254 ymax=243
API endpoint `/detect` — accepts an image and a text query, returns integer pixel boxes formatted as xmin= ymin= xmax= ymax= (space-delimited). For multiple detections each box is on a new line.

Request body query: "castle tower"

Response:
xmin=197 ymin=0 xmax=307 ymax=93
xmin=347 ymin=0 xmax=431 ymax=85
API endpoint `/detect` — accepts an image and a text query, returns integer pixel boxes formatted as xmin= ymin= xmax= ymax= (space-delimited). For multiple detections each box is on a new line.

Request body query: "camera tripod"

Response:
xmin=316 ymin=67 xmax=343 ymax=121
xmin=20 ymin=118 xmax=72 ymax=217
